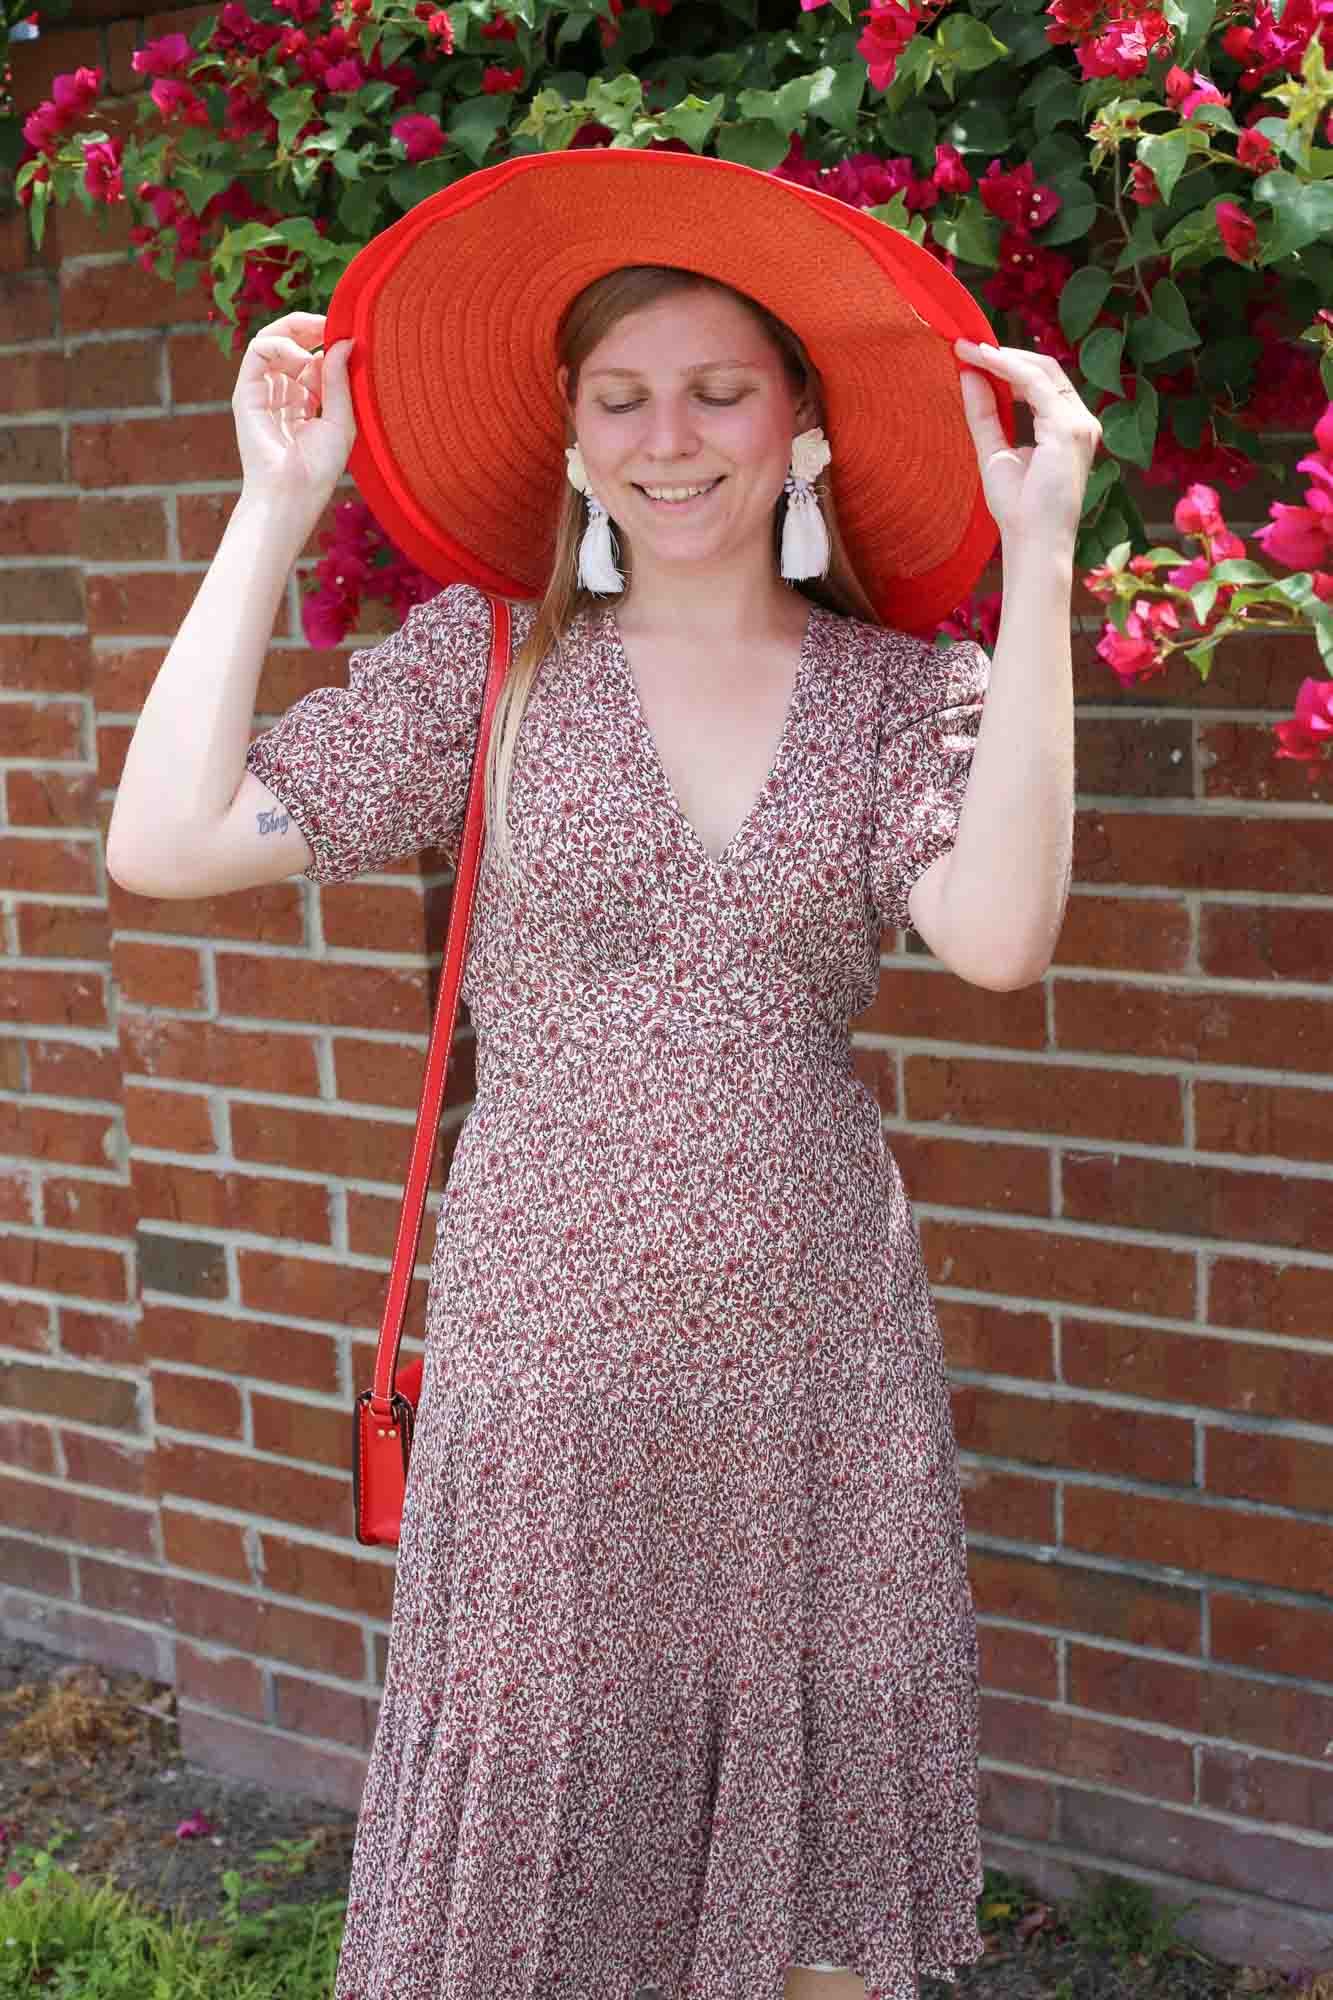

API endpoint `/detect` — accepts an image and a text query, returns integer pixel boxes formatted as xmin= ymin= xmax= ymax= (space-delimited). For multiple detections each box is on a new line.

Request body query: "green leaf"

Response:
xmin=1114 ymin=206 xmax=1164 ymax=272
xmin=1038 ymin=177 xmax=1098 ymax=245
xmin=1127 ymin=276 xmax=1202 ymax=363
xmin=1184 ymin=640 xmax=1219 ymax=678
xmin=1188 ymin=579 xmax=1220 ymax=623
xmin=515 ymin=89 xmax=583 ymax=152
xmin=1101 ymin=375 xmax=1159 ymax=467
xmin=655 ymin=92 xmax=725 ymax=151
xmin=807 ymin=61 xmax=866 ymax=136
xmin=1322 ymin=348 xmax=1333 ymax=399
xmin=1252 ymin=171 xmax=1333 ymax=263
xmin=1209 ymin=558 xmax=1279 ymax=583
xmin=930 ymin=199 xmax=1002 ymax=268
xmin=1105 ymin=539 xmax=1134 ymax=571
xmin=941 ymin=102 xmax=1013 ymax=154
xmin=1161 ymin=0 xmax=1220 ymax=68
xmin=865 ymin=195 xmax=928 ymax=244
xmin=1059 ymin=265 xmax=1113 ymax=343
xmin=1136 ymin=126 xmax=1194 ymax=205
xmin=1170 ymin=394 xmax=1208 ymax=448
xmin=446 ymin=94 xmax=512 ymax=165
xmin=935 ymin=13 xmax=1010 ymax=70
xmin=1079 ymin=324 xmax=1126 ymax=396
xmin=715 ymin=119 xmax=790 ymax=170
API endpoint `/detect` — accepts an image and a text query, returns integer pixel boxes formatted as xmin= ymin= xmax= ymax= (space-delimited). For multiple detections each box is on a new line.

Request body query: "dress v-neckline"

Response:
xmin=603 ymin=600 xmax=819 ymax=873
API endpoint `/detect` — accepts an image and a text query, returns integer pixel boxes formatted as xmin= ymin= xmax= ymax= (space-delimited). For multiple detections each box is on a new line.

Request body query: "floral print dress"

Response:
xmin=243 ymin=580 xmax=991 ymax=2000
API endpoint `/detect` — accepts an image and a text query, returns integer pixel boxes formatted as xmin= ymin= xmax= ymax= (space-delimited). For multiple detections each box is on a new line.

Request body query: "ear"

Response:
xmin=556 ymin=362 xmax=574 ymax=417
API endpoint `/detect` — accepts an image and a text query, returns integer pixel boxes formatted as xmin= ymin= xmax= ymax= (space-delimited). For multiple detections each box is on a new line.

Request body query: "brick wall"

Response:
xmin=3 ymin=4 xmax=1332 ymax=1974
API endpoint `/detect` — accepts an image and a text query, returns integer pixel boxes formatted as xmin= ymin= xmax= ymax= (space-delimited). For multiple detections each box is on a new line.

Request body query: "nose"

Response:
xmin=640 ymin=394 xmax=701 ymax=465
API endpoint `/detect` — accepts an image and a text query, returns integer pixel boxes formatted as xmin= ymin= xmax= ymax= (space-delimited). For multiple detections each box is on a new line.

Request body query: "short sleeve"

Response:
xmin=243 ymin=581 xmax=495 ymax=883
xmin=869 ymin=632 xmax=990 ymax=935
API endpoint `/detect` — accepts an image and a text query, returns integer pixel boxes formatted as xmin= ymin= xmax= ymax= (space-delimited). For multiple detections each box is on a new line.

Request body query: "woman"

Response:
xmin=107 ymin=150 xmax=1099 ymax=2000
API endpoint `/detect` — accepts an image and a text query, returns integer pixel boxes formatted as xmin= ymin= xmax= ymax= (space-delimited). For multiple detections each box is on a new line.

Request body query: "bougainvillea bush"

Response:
xmin=9 ymin=0 xmax=1333 ymax=765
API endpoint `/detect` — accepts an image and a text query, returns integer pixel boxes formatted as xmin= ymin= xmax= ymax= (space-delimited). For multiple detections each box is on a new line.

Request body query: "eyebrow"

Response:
xmin=584 ymin=359 xmax=759 ymax=380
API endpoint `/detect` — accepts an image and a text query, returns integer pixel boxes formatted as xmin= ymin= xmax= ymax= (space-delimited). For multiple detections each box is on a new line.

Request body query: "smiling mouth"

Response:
xmin=632 ymin=477 xmax=726 ymax=506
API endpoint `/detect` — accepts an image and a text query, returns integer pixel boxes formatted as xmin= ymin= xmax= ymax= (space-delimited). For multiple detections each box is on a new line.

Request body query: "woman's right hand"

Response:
xmin=232 ymin=311 xmax=356 ymax=517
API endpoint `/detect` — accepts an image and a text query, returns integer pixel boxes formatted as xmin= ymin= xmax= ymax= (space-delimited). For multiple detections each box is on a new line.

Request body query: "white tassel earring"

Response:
xmin=565 ymin=441 xmax=624 ymax=594
xmin=780 ymin=426 xmax=833 ymax=582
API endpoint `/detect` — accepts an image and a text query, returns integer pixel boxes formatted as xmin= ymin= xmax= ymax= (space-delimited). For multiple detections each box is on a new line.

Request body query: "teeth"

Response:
xmin=641 ymin=481 xmax=716 ymax=501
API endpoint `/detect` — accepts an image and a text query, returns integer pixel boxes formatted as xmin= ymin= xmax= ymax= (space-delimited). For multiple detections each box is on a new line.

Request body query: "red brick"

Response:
xmin=1061 ymin=1781 xmax=1332 ymax=1909
xmin=215 ymin=951 xmax=432 ymax=1033
xmin=106 ymin=875 xmax=305 ymax=946
xmin=0 ymin=629 xmax=89 ymax=696
xmin=955 ymin=1464 xmax=1056 ymax=1544
xmin=230 ymin=1098 xmax=442 ymax=1190
xmin=151 ymin=1367 xmax=244 ymax=1440
xmin=76 ymin=493 xmax=168 ymax=563
xmin=1052 ymin=892 xmax=1192 ymax=974
xmin=981 ymin=1690 xmax=1193 ymax=1800
xmin=138 ymin=1303 xmax=339 ymax=1394
xmin=954 ymin=1381 xmax=1193 ymax=1485
xmin=0 ymin=963 xmax=108 ymax=1029
xmin=0 ymin=1469 xmax=154 ymax=1558
xmin=1199 ymin=901 xmax=1333 ymax=984
xmin=889 ymin=1130 xmax=1051 ymax=1215
xmin=0 ymin=1531 xmax=73 ymax=1597
xmin=80 ymin=1555 xmax=169 ymax=1624
xmin=903 ymin=1053 xmax=1182 ymax=1144
xmin=848 ymin=1039 xmax=897 ymax=1116
xmin=0 ymin=1298 xmax=50 ymax=1354
xmin=5 ymin=768 xmax=100 ymax=832
xmin=175 ymin=1705 xmax=368 ymax=1813
xmin=0 ymin=1168 xmax=35 ymax=1225
xmin=918 ymin=1216 xmax=1195 ymax=1317
xmin=3 ymin=1095 xmax=125 ymax=1168
xmin=0 ymin=1599 xmax=167 ymax=1684
xmin=132 ymin=1158 xmax=332 ymax=1244
xmin=333 ymin=1029 xmax=475 ymax=1114
xmin=111 ymin=939 xmax=206 ymax=1010
xmin=320 ymin=880 xmax=435 ymax=955
xmin=123 ymin=1083 xmax=215 ymax=1154
xmin=1064 ymin=1318 xmax=1333 ymax=1426
xmin=0 ymin=1415 xmax=57 ymax=1475
xmin=1069 ymin=1644 xmax=1333 ymax=1765
xmin=58 ymin=1307 xmax=138 ymax=1368
xmin=0 ymin=1229 xmax=129 ymax=1303
xmin=272 ymin=1671 xmax=379 ymax=1750
xmin=854 ymin=964 xmax=1046 ymax=1048
xmin=1210 ymin=1591 xmax=1333 ymax=1683
xmin=258 ymin=1534 xmax=395 ymax=1621
xmin=43 ymin=1175 xmax=135 ymax=1236
xmin=1199 ymin=1743 xmax=1333 ymax=1836
xmin=60 ymin=1431 xmax=149 ymax=1495
xmin=976 ymin=1766 xmax=1058 ymax=1843
xmin=15 ymin=903 xmax=112 ymax=960
xmin=1195 ymin=1078 xmax=1333 ymax=1164
xmin=165 ymin=1575 xmax=365 ymax=1678
xmin=1199 ymin=721 xmax=1333 ymax=805
xmin=0 ymin=272 xmax=57 ymax=344
xmin=251 ymin=1391 xmax=344 ymax=1470
xmin=0 ymin=1356 xmax=137 ymax=1430
xmin=1061 ymin=1151 xmax=1333 ymax=1251
xmin=970 ymin=1548 xmax=1201 ymax=1653
xmin=161 ymin=1507 xmax=251 ymax=1584
xmin=176 ymin=1642 xmax=267 ymax=1721
xmin=0 ymin=833 xmax=99 ymax=896
xmin=26 ymin=1036 xmax=122 ymax=1099
xmin=1064 ymin=1485 xmax=1333 ymax=1598
xmin=1053 ymin=977 xmax=1333 ymax=1073
xmin=976 ymin=1621 xmax=1058 ymax=1699
xmin=67 ymin=337 xmax=163 ymax=415
xmin=1075 ymin=715 xmax=1193 ymax=797
xmin=239 ymin=1244 xmax=426 ymax=1334
xmin=1075 ymin=805 xmax=1332 ymax=896
xmin=932 ymin=1296 xmax=1048 ymax=1376
xmin=60 ymin=261 xmax=212 ymax=339
xmin=1205 ymin=1426 xmax=1333 ymax=1515
xmin=152 ymin=1440 xmax=346 ymax=1537
xmin=120 ymin=1012 xmax=318 ymax=1094
xmin=2 ymin=422 xmax=63 ymax=483
xmin=1207 ymin=1257 xmax=1333 ymax=1340
xmin=0 ymin=698 xmax=83 ymax=759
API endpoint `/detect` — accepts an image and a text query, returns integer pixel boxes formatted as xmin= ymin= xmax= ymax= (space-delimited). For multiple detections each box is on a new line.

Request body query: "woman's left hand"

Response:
xmin=953 ymin=338 xmax=1102 ymax=553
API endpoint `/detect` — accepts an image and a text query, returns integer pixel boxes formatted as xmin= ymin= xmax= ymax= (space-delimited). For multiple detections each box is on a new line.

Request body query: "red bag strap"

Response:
xmin=366 ymin=592 xmax=513 ymax=1419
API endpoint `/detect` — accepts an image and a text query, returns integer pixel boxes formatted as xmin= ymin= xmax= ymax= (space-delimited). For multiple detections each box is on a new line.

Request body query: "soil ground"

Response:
xmin=0 ymin=1633 xmax=1323 ymax=2000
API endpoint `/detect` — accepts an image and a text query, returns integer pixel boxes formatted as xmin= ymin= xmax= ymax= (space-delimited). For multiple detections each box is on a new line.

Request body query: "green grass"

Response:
xmin=0 ymin=1827 xmax=345 ymax=1999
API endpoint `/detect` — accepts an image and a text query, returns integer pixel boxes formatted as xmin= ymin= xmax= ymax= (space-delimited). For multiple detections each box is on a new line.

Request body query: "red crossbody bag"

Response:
xmin=352 ymin=593 xmax=513 ymax=1547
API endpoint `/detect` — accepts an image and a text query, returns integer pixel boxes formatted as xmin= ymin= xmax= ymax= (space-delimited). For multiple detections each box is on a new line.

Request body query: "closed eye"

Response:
xmin=600 ymin=395 xmax=744 ymax=414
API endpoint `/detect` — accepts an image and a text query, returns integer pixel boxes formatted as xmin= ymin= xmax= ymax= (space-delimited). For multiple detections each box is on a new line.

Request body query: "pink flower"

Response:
xmin=83 ymin=137 xmax=124 ymax=202
xmin=932 ymin=142 xmax=971 ymax=193
xmin=1255 ymin=500 xmax=1333 ymax=568
xmin=392 ymin=113 xmax=447 ymax=162
xmin=1129 ymin=161 xmax=1161 ymax=204
xmin=481 ymin=63 xmax=524 ymax=92
xmin=175 ymin=1809 xmax=215 ymax=1839
xmin=1216 ymin=200 xmax=1258 ymax=264
xmin=857 ymin=0 xmax=922 ymax=92
xmin=1096 ymin=597 xmax=1180 ymax=685
xmin=1274 ymin=677 xmax=1333 ymax=761
xmin=1237 ymin=125 xmax=1278 ymax=171
xmin=1165 ymin=64 xmax=1230 ymax=117
xmin=978 ymin=159 xmax=1061 ymax=230
xmin=149 ymin=78 xmax=211 ymax=127
xmin=478 ymin=11 xmax=518 ymax=35
xmin=130 ymin=32 xmax=193 ymax=78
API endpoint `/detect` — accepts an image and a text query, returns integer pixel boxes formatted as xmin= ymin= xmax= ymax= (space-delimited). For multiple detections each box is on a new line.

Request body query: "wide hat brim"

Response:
xmin=326 ymin=147 xmax=1014 ymax=636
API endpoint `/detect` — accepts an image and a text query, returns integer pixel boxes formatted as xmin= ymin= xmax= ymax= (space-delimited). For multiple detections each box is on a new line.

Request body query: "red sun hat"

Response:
xmin=324 ymin=146 xmax=1014 ymax=637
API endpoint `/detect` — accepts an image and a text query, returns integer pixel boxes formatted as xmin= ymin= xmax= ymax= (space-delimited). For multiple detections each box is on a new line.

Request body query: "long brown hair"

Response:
xmin=482 ymin=266 xmax=882 ymax=873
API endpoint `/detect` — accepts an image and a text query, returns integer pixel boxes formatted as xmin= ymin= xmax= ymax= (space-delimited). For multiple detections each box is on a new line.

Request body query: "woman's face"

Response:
xmin=560 ymin=287 xmax=812 ymax=576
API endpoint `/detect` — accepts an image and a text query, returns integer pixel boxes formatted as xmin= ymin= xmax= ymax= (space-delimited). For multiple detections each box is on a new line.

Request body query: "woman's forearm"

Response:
xmin=926 ymin=542 xmax=1076 ymax=989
